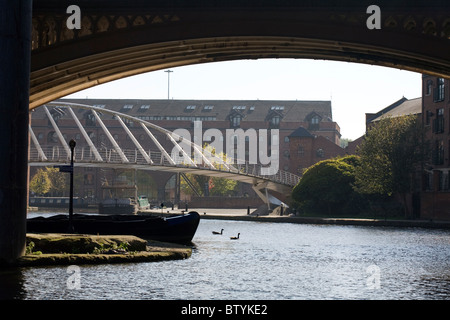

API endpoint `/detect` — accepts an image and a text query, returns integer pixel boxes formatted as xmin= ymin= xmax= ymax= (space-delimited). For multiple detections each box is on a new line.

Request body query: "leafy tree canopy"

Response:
xmin=181 ymin=143 xmax=238 ymax=197
xmin=354 ymin=115 xmax=426 ymax=197
xmin=292 ymin=155 xmax=361 ymax=214
xmin=30 ymin=168 xmax=52 ymax=196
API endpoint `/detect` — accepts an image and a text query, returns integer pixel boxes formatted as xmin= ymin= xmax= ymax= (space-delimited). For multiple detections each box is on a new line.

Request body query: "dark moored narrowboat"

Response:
xmin=29 ymin=197 xmax=88 ymax=208
xmin=27 ymin=211 xmax=200 ymax=244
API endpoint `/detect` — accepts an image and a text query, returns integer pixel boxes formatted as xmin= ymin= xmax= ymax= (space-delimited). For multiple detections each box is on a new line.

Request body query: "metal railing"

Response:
xmin=29 ymin=145 xmax=300 ymax=187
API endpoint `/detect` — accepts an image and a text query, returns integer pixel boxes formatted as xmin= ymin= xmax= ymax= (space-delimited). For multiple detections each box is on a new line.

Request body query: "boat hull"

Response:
xmin=27 ymin=212 xmax=200 ymax=244
xmin=98 ymin=203 xmax=137 ymax=215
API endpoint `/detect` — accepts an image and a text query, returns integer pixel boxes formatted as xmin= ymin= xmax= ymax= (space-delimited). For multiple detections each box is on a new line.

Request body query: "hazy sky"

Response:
xmin=66 ymin=58 xmax=422 ymax=140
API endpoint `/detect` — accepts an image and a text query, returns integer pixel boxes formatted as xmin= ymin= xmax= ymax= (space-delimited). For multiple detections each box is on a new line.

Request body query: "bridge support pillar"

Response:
xmin=0 ymin=0 xmax=32 ymax=265
xmin=252 ymin=182 xmax=272 ymax=211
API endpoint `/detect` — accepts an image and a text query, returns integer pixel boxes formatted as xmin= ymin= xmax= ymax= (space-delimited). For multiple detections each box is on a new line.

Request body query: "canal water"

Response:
xmin=2 ymin=217 xmax=450 ymax=300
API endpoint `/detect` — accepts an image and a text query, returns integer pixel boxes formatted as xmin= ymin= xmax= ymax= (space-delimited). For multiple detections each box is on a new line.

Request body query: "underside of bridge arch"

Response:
xmin=33 ymin=36 xmax=428 ymax=108
xmin=30 ymin=1 xmax=450 ymax=109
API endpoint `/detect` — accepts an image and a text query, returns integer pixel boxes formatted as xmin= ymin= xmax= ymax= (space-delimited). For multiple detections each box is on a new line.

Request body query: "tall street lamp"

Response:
xmin=68 ymin=139 xmax=76 ymax=233
xmin=165 ymin=69 xmax=173 ymax=99
xmin=55 ymin=139 xmax=76 ymax=233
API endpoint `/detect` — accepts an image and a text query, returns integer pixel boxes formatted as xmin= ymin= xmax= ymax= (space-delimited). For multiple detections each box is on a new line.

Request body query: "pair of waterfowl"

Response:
xmin=212 ymin=229 xmax=240 ymax=240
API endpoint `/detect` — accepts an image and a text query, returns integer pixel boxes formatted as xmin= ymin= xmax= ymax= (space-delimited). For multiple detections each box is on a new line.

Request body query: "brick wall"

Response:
xmin=289 ymin=135 xmax=346 ymax=175
xmin=420 ymin=192 xmax=450 ymax=220
xmin=187 ymin=196 xmax=264 ymax=209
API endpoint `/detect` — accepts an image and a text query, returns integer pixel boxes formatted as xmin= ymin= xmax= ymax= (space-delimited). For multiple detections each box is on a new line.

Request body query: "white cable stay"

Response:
xmin=28 ymin=125 xmax=47 ymax=161
xmin=92 ymin=110 xmax=129 ymax=163
xmin=66 ymin=106 xmax=103 ymax=162
xmin=116 ymin=115 xmax=152 ymax=164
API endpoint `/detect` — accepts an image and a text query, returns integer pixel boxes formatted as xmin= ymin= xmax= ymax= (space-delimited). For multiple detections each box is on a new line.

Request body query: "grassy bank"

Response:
xmin=16 ymin=233 xmax=191 ymax=267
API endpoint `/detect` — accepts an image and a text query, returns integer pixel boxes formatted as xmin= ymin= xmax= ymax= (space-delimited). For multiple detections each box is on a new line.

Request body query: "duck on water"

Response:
xmin=230 ymin=233 xmax=240 ymax=240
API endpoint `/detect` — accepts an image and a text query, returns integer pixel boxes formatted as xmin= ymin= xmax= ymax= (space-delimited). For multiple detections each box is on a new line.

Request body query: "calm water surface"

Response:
xmin=2 ymin=218 xmax=450 ymax=300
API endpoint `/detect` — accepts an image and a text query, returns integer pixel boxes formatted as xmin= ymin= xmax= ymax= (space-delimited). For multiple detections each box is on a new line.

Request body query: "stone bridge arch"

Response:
xmin=30 ymin=0 xmax=450 ymax=109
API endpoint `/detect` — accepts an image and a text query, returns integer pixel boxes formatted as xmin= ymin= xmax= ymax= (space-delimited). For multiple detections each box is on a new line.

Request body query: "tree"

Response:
xmin=180 ymin=173 xmax=237 ymax=196
xmin=46 ymin=167 xmax=69 ymax=196
xmin=354 ymin=115 xmax=426 ymax=217
xmin=291 ymin=156 xmax=361 ymax=215
xmin=209 ymin=176 xmax=238 ymax=196
xmin=180 ymin=173 xmax=208 ymax=196
xmin=180 ymin=143 xmax=238 ymax=197
xmin=30 ymin=168 xmax=51 ymax=196
xmin=340 ymin=138 xmax=353 ymax=148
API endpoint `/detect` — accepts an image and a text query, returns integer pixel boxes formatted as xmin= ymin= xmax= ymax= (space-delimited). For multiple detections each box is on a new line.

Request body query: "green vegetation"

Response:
xmin=29 ymin=168 xmax=52 ymax=196
xmin=25 ymin=241 xmax=42 ymax=255
xmin=26 ymin=234 xmax=146 ymax=254
xmin=291 ymin=115 xmax=426 ymax=218
xmin=29 ymin=166 xmax=69 ymax=196
xmin=181 ymin=144 xmax=238 ymax=196
xmin=353 ymin=115 xmax=426 ymax=217
xmin=291 ymin=155 xmax=364 ymax=215
xmin=92 ymin=241 xmax=131 ymax=254
xmin=18 ymin=234 xmax=192 ymax=267
xmin=181 ymin=173 xmax=238 ymax=196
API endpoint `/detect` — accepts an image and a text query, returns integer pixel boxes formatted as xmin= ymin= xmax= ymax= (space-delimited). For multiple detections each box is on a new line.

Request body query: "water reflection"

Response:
xmin=0 ymin=268 xmax=25 ymax=299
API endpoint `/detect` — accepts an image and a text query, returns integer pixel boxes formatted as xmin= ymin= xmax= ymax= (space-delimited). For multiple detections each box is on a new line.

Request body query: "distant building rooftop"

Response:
xmin=368 ymin=97 xmax=422 ymax=122
xmin=35 ymin=98 xmax=334 ymax=124
xmin=289 ymin=126 xmax=315 ymax=138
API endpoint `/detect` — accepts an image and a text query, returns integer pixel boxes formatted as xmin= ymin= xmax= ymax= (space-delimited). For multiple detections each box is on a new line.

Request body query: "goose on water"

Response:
xmin=212 ymin=229 xmax=224 ymax=235
xmin=230 ymin=233 xmax=240 ymax=240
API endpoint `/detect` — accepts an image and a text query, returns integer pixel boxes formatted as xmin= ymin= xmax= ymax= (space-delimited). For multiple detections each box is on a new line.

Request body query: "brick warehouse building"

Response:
xmin=288 ymin=127 xmax=347 ymax=175
xmin=352 ymin=77 xmax=450 ymax=220
xmin=29 ymin=98 xmax=345 ymax=207
xmin=421 ymin=75 xmax=450 ymax=220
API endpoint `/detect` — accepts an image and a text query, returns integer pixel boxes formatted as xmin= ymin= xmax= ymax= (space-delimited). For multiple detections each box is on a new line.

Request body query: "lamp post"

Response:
xmin=68 ymin=139 xmax=76 ymax=232
xmin=165 ymin=69 xmax=173 ymax=99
